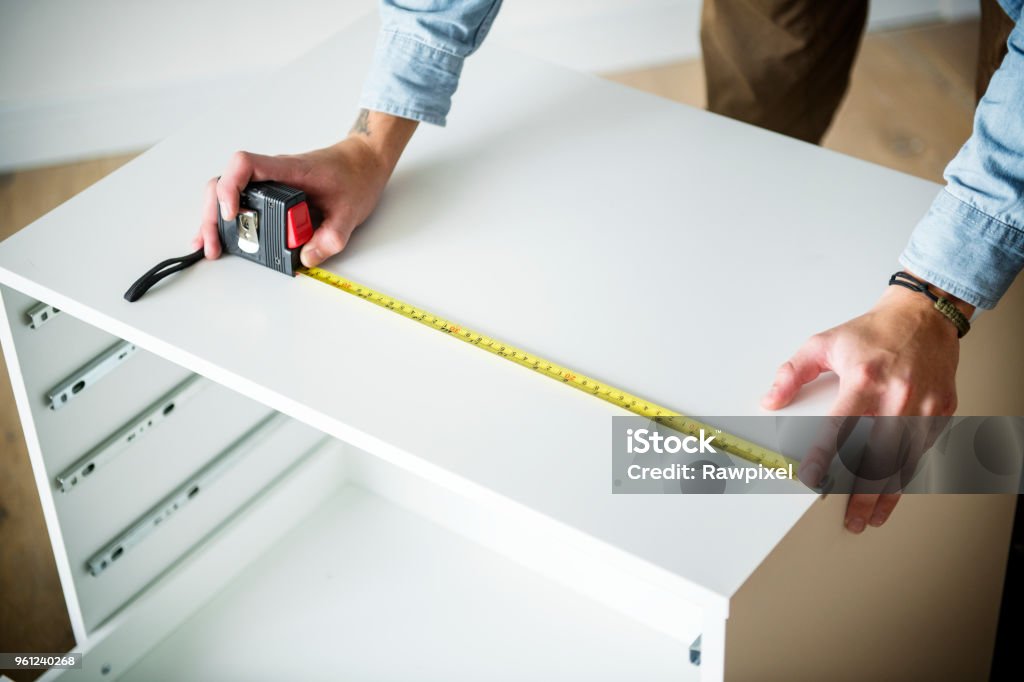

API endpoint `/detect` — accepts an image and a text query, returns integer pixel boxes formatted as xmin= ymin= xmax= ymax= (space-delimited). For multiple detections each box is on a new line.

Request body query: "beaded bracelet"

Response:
xmin=888 ymin=271 xmax=970 ymax=338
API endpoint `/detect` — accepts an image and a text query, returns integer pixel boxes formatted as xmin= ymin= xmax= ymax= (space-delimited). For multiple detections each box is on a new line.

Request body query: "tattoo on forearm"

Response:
xmin=351 ymin=109 xmax=370 ymax=136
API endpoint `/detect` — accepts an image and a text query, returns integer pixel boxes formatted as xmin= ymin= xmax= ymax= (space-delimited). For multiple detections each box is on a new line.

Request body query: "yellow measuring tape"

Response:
xmin=300 ymin=266 xmax=799 ymax=474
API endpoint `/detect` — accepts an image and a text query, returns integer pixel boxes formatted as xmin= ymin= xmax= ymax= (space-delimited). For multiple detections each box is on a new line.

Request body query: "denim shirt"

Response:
xmin=901 ymin=1 xmax=1024 ymax=309
xmin=361 ymin=0 xmax=1024 ymax=310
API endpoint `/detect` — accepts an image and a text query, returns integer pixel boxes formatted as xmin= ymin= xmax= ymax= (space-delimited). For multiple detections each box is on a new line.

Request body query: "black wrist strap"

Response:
xmin=123 ymin=248 xmax=205 ymax=302
xmin=888 ymin=271 xmax=971 ymax=338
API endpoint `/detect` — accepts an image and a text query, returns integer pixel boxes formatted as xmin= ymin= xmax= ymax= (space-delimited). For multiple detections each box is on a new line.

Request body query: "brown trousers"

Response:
xmin=701 ymin=0 xmax=1017 ymax=143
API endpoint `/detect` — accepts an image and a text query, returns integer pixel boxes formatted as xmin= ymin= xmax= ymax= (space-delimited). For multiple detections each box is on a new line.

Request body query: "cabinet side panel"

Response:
xmin=0 ymin=285 xmax=86 ymax=643
xmin=1 ymin=284 xmax=330 ymax=637
xmin=724 ymin=495 xmax=1014 ymax=681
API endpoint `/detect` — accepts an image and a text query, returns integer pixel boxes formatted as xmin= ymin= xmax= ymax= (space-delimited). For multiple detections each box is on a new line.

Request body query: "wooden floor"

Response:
xmin=1 ymin=18 xmax=1022 ymax=680
xmin=603 ymin=19 xmax=980 ymax=184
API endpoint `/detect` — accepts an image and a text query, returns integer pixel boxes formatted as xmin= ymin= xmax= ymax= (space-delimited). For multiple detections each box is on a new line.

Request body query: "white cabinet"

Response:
xmin=0 ymin=16 xmax=1013 ymax=682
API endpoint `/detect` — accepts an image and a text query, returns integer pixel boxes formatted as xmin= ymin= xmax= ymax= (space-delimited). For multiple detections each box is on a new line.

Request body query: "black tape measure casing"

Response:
xmin=216 ymin=182 xmax=314 ymax=277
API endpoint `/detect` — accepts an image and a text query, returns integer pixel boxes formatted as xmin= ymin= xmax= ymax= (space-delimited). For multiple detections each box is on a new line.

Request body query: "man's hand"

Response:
xmin=761 ymin=275 xmax=973 ymax=533
xmin=193 ymin=109 xmax=418 ymax=267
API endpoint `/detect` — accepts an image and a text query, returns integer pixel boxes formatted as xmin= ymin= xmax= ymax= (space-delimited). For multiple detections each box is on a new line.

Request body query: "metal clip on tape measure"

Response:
xmin=124 ymin=181 xmax=802 ymax=478
xmin=216 ymin=182 xmax=315 ymax=275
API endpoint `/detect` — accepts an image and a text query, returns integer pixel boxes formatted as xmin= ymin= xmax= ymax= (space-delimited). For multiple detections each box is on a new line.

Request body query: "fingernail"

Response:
xmin=869 ymin=512 xmax=887 ymax=527
xmin=846 ymin=517 xmax=866 ymax=534
xmin=799 ymin=463 xmax=823 ymax=487
xmin=219 ymin=202 xmax=230 ymax=220
xmin=300 ymin=247 xmax=322 ymax=268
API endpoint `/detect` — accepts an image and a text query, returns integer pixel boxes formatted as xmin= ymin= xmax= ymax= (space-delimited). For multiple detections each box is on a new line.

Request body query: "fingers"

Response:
xmin=877 ymin=377 xmax=912 ymax=415
xmin=762 ymin=335 xmax=830 ymax=410
xmin=861 ymin=416 xmax=909 ymax=483
xmin=216 ymin=151 xmax=261 ymax=221
xmin=194 ymin=177 xmax=222 ymax=259
xmin=827 ymin=377 xmax=877 ymax=417
xmin=798 ymin=443 xmax=832 ymax=489
xmin=869 ymin=493 xmax=901 ymax=527
xmin=871 ymin=385 xmax=955 ymax=491
xmin=214 ymin=152 xmax=248 ymax=221
xmin=899 ymin=414 xmax=949 ymax=472
xmin=844 ymin=493 xmax=879 ymax=534
xmin=215 ymin=151 xmax=309 ymax=221
xmin=845 ymin=493 xmax=901 ymax=533
xmin=923 ymin=415 xmax=952 ymax=451
xmin=846 ymin=417 xmax=905 ymax=534
xmin=888 ymin=416 xmax=935 ymax=485
xmin=798 ymin=416 xmax=858 ymax=489
xmin=300 ymin=219 xmax=350 ymax=268
xmin=917 ymin=390 xmax=958 ymax=417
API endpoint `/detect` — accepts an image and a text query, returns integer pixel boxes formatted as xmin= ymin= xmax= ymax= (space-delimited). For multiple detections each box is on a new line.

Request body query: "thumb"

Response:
xmin=300 ymin=219 xmax=350 ymax=268
xmin=762 ymin=335 xmax=831 ymax=410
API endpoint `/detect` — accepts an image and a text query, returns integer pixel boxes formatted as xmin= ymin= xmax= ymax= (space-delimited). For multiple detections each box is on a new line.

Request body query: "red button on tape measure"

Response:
xmin=286 ymin=202 xmax=313 ymax=249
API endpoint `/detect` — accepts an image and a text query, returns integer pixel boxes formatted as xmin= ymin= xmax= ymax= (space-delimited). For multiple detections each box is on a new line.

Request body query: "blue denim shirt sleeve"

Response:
xmin=359 ymin=1 xmax=503 ymax=126
xmin=900 ymin=7 xmax=1024 ymax=309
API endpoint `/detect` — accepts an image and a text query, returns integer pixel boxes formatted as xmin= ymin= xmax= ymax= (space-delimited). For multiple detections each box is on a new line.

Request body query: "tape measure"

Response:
xmin=300 ymin=266 xmax=800 ymax=474
xmin=123 ymin=179 xmax=799 ymax=477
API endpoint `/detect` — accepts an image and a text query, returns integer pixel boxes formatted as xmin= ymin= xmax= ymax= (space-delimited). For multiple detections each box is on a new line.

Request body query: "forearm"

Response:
xmin=346 ymin=108 xmax=419 ymax=175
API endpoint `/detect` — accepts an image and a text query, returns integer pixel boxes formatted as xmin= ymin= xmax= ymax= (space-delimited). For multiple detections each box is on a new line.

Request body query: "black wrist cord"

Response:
xmin=123 ymin=248 xmax=205 ymax=302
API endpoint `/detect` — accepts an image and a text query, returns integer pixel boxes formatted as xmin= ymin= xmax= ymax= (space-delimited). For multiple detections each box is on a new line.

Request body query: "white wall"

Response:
xmin=0 ymin=0 xmax=977 ymax=171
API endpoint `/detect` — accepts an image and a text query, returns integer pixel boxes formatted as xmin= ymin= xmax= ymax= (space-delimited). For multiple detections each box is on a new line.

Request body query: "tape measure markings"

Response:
xmin=300 ymin=266 xmax=799 ymax=473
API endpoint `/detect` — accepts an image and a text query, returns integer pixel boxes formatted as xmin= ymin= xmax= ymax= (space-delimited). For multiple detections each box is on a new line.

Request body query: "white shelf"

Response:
xmin=119 ymin=485 xmax=694 ymax=682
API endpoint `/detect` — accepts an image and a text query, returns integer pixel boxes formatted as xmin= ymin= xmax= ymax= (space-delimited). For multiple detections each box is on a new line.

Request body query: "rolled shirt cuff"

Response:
xmin=358 ymin=30 xmax=464 ymax=127
xmin=900 ymin=189 xmax=1024 ymax=310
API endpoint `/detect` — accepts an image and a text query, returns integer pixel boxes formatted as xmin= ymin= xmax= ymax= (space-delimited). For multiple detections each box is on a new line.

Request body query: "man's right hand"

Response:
xmin=762 ymin=279 xmax=970 ymax=533
xmin=193 ymin=109 xmax=418 ymax=267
